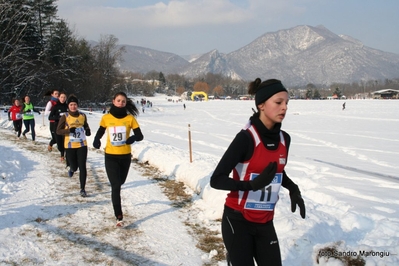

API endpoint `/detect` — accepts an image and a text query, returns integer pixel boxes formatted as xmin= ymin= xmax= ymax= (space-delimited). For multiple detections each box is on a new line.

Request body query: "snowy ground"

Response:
xmin=1 ymin=95 xmax=399 ymax=265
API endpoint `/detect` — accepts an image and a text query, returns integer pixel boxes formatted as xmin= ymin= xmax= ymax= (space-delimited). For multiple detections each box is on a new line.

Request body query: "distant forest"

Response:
xmin=1 ymin=1 xmax=398 ymax=106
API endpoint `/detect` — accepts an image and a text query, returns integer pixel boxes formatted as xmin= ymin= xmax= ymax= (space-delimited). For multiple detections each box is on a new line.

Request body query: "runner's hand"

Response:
xmin=126 ymin=135 xmax=136 ymax=145
xmin=289 ymin=185 xmax=306 ymax=219
xmin=250 ymin=162 xmax=277 ymax=191
xmin=93 ymin=138 xmax=101 ymax=149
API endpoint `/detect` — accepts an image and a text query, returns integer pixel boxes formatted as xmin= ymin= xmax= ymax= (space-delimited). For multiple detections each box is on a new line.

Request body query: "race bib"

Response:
xmin=25 ymin=110 xmax=34 ymax=117
xmin=244 ymin=173 xmax=283 ymax=211
xmin=108 ymin=126 xmax=127 ymax=146
xmin=16 ymin=113 xmax=22 ymax=119
xmin=69 ymin=127 xmax=86 ymax=142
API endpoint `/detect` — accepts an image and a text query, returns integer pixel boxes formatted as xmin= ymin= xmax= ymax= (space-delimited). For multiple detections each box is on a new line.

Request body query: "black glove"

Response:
xmin=85 ymin=128 xmax=91 ymax=136
xmin=69 ymin=127 xmax=76 ymax=133
xmin=93 ymin=138 xmax=101 ymax=149
xmin=126 ymin=135 xmax=136 ymax=145
xmin=289 ymin=185 xmax=306 ymax=219
xmin=250 ymin=162 xmax=277 ymax=191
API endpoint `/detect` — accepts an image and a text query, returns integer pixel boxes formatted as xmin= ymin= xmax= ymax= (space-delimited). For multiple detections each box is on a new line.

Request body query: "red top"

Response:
xmin=48 ymin=99 xmax=58 ymax=122
xmin=8 ymin=105 xmax=23 ymax=121
xmin=225 ymin=125 xmax=287 ymax=223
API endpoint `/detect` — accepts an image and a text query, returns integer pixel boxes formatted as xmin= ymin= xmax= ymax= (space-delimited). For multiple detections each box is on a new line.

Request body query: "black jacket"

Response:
xmin=48 ymin=102 xmax=68 ymax=123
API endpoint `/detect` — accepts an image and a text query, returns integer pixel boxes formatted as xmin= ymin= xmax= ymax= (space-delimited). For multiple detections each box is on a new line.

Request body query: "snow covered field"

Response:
xmin=1 ymin=95 xmax=398 ymax=265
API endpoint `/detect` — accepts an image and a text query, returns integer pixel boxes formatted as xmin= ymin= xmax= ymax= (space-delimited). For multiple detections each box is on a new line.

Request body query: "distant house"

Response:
xmin=238 ymin=94 xmax=252 ymax=100
xmin=371 ymin=89 xmax=399 ymax=99
xmin=327 ymin=94 xmax=346 ymax=100
xmin=124 ymin=78 xmax=160 ymax=87
xmin=327 ymin=94 xmax=338 ymax=100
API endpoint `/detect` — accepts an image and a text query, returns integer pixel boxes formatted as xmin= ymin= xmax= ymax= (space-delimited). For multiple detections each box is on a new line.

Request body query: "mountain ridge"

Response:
xmin=117 ymin=25 xmax=399 ymax=86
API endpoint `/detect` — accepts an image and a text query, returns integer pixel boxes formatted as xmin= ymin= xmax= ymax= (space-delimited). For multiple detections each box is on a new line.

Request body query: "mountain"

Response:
xmin=178 ymin=49 xmax=242 ymax=80
xmin=117 ymin=45 xmax=189 ymax=74
xmin=117 ymin=25 xmax=399 ymax=86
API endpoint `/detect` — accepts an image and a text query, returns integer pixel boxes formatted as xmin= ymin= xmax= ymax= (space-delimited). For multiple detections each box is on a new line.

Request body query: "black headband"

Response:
xmin=255 ymin=82 xmax=287 ymax=105
xmin=67 ymin=96 xmax=79 ymax=105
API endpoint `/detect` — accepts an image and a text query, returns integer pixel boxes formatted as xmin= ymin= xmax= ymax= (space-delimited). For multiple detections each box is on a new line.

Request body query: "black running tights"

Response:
xmin=66 ymin=146 xmax=88 ymax=190
xmin=221 ymin=207 xmax=282 ymax=266
xmin=104 ymin=154 xmax=132 ymax=218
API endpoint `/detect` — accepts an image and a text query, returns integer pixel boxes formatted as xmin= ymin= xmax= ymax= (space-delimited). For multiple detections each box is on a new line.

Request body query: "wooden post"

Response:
xmin=188 ymin=124 xmax=193 ymax=163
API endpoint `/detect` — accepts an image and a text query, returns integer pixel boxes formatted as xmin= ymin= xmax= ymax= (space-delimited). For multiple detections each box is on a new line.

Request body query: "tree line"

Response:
xmin=1 ymin=1 xmax=398 ymax=107
xmin=1 ymin=0 xmax=124 ymax=106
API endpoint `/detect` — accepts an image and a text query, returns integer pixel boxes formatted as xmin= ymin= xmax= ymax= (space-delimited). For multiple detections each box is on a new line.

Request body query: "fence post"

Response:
xmin=188 ymin=124 xmax=193 ymax=163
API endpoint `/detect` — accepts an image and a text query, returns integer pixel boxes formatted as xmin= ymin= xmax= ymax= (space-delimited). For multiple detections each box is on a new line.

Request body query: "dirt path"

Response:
xmin=0 ymin=130 xmax=208 ymax=265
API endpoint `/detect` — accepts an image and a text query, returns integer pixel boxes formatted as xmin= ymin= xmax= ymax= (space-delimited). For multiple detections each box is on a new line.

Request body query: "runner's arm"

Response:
xmin=210 ymin=131 xmax=253 ymax=191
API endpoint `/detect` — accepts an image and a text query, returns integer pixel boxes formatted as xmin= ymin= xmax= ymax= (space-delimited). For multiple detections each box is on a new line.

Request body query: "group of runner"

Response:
xmin=8 ymin=91 xmax=144 ymax=227
xmin=8 ymin=95 xmax=41 ymax=141
xmin=8 ymin=79 xmax=306 ymax=263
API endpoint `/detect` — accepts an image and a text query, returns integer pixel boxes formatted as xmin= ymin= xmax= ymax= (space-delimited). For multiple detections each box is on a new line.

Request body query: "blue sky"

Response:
xmin=57 ymin=0 xmax=399 ymax=56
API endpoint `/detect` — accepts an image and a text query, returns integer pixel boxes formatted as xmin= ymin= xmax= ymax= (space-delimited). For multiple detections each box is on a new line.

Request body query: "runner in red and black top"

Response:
xmin=8 ymin=98 xmax=23 ymax=137
xmin=210 ymin=78 xmax=306 ymax=266
xmin=44 ymin=89 xmax=60 ymax=152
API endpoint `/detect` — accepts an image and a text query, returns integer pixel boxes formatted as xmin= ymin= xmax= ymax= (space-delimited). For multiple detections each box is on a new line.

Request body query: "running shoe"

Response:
xmin=22 ymin=134 xmax=27 ymax=139
xmin=68 ymin=170 xmax=74 ymax=177
xmin=80 ymin=189 xmax=87 ymax=197
xmin=48 ymin=145 xmax=52 ymax=152
xmin=116 ymin=215 xmax=124 ymax=227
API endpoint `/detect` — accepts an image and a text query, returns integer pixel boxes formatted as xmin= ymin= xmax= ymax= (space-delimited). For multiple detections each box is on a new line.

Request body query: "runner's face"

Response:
xmin=69 ymin=102 xmax=78 ymax=112
xmin=52 ymin=91 xmax=60 ymax=98
xmin=258 ymin=91 xmax=289 ymax=130
xmin=113 ymin=95 xmax=127 ymax=108
xmin=15 ymin=100 xmax=20 ymax=106
xmin=24 ymin=96 xmax=30 ymax=103
xmin=59 ymin=94 xmax=67 ymax=103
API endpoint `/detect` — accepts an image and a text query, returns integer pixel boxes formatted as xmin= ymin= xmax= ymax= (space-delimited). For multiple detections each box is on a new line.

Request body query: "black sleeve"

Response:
xmin=281 ymin=131 xmax=298 ymax=191
xmin=32 ymin=105 xmax=41 ymax=113
xmin=94 ymin=126 xmax=106 ymax=140
xmin=210 ymin=130 xmax=253 ymax=191
xmin=48 ymin=107 xmax=58 ymax=121
xmin=83 ymin=114 xmax=90 ymax=130
xmin=133 ymin=127 xmax=144 ymax=141
xmin=281 ymin=170 xmax=298 ymax=191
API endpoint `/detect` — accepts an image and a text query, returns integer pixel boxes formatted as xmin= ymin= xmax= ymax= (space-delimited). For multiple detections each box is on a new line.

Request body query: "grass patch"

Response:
xmin=316 ymin=245 xmax=365 ymax=266
xmin=187 ymin=222 xmax=226 ymax=264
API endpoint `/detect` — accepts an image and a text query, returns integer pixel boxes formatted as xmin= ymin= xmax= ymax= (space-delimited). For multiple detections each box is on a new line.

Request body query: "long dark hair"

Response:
xmin=44 ymin=89 xmax=59 ymax=97
xmin=21 ymin=95 xmax=30 ymax=103
xmin=113 ymin=92 xmax=139 ymax=116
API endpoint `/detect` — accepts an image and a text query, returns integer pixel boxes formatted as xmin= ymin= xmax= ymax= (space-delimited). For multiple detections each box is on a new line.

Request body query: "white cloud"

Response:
xmin=59 ymin=0 xmax=255 ymax=29
xmin=56 ymin=0 xmax=399 ymax=55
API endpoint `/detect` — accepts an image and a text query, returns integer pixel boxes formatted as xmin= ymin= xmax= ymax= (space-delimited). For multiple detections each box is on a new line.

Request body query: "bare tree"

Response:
xmin=212 ymin=85 xmax=223 ymax=96
xmin=0 ymin=1 xmax=44 ymax=101
xmin=91 ymin=34 xmax=125 ymax=101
